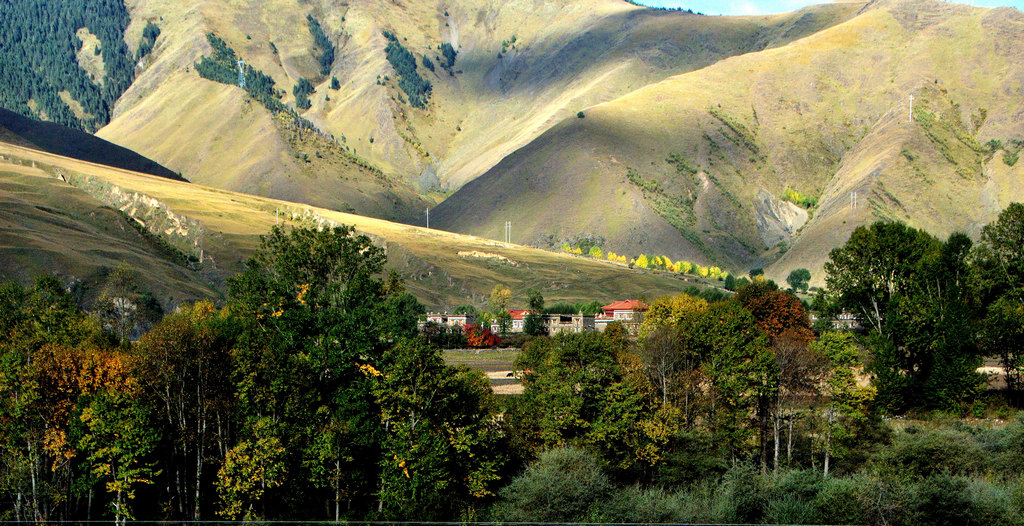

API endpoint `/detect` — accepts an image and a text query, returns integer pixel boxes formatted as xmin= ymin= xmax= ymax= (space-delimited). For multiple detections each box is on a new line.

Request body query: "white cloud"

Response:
xmin=732 ymin=1 xmax=764 ymax=15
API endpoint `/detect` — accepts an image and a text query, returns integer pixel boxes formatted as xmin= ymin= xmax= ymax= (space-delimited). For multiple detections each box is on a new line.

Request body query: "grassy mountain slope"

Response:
xmin=94 ymin=0 xmax=861 ymax=219
xmin=0 ymin=107 xmax=183 ymax=180
xmin=0 ymin=140 xmax=703 ymax=311
xmin=433 ymin=0 xmax=1024 ymax=284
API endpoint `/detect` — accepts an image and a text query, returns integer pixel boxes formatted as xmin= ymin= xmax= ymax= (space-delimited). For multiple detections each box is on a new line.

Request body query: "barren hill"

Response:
xmin=92 ymin=0 xmax=861 ymax=221
xmin=432 ymin=0 xmax=1024 ymax=283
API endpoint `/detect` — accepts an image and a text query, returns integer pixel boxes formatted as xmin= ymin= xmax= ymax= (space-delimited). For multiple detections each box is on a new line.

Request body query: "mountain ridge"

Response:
xmin=432 ymin=0 xmax=1024 ymax=283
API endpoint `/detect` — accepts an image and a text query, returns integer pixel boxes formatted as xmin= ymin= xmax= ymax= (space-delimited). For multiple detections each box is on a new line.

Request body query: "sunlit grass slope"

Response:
xmin=96 ymin=0 xmax=862 ymax=218
xmin=433 ymin=0 xmax=1024 ymax=284
xmin=0 ymin=141 xmax=701 ymax=310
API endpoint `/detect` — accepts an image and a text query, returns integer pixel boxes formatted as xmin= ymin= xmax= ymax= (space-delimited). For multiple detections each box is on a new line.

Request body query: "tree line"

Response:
xmin=1 ymin=204 xmax=1022 ymax=524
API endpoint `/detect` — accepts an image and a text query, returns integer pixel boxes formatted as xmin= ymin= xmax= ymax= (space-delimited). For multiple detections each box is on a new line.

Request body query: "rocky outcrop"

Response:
xmin=753 ymin=189 xmax=808 ymax=249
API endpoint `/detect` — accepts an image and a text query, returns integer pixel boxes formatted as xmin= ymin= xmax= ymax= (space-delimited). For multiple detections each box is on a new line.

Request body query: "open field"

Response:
xmin=444 ymin=348 xmax=522 ymax=394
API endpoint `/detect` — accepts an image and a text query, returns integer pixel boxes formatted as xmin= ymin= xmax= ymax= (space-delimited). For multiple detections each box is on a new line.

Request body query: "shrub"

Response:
xmin=966 ymin=478 xmax=1023 ymax=526
xmin=909 ymin=474 xmax=975 ymax=526
xmin=884 ymin=425 xmax=988 ymax=478
xmin=815 ymin=474 xmax=872 ymax=525
xmin=588 ymin=485 xmax=686 ymax=523
xmin=577 ymin=111 xmax=585 ymax=118
xmin=497 ymin=447 xmax=610 ymax=522
xmin=708 ymin=464 xmax=767 ymax=524
xmin=782 ymin=188 xmax=818 ymax=209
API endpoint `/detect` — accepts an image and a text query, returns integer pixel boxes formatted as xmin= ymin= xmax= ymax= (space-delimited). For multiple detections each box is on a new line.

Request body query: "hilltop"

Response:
xmin=0 ymin=140 xmax=704 ymax=310
xmin=432 ymin=0 xmax=1024 ymax=283
xmin=0 ymin=108 xmax=183 ymax=181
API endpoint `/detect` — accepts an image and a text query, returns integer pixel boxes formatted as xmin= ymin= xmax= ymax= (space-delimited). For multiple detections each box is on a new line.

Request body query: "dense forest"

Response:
xmin=307 ymin=15 xmax=335 ymax=77
xmin=1 ymin=205 xmax=1022 ymax=525
xmin=195 ymin=33 xmax=321 ymax=134
xmin=382 ymin=30 xmax=432 ymax=108
xmin=0 ymin=0 xmax=135 ymax=131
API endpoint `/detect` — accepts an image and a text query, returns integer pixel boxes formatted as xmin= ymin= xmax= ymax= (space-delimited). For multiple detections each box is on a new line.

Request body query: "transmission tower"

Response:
xmin=237 ymin=60 xmax=246 ymax=89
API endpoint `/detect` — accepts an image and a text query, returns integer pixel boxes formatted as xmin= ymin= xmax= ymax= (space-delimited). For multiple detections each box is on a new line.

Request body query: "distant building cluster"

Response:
xmin=423 ymin=299 xmax=650 ymax=335
xmin=809 ymin=311 xmax=861 ymax=331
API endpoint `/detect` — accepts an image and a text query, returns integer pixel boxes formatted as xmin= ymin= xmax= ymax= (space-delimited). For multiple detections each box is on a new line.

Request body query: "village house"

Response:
xmin=421 ymin=312 xmax=476 ymax=331
xmin=543 ymin=313 xmax=596 ymax=334
xmin=509 ymin=309 xmax=531 ymax=332
xmin=422 ymin=299 xmax=650 ymax=336
xmin=809 ymin=311 xmax=862 ymax=331
xmin=595 ymin=299 xmax=648 ymax=332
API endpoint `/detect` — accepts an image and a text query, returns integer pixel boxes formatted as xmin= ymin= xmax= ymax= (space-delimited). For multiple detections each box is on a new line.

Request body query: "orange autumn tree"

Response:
xmin=735 ymin=279 xmax=822 ymax=469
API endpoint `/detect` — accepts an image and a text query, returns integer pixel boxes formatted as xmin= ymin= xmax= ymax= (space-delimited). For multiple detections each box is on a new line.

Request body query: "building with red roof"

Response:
xmin=596 ymin=299 xmax=649 ymax=331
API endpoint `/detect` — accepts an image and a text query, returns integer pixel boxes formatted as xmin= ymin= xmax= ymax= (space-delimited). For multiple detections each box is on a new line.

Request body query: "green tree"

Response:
xmin=226 ymin=224 xmax=417 ymax=518
xmin=94 ymin=263 xmax=163 ymax=342
xmin=811 ymin=332 xmax=874 ymax=477
xmin=0 ymin=277 xmax=111 ymax=522
xmin=786 ymin=268 xmax=811 ymax=292
xmin=979 ymin=298 xmax=1024 ymax=396
xmin=79 ymin=377 xmax=161 ymax=526
xmin=372 ymin=338 xmax=503 ymax=519
xmin=523 ymin=313 xmax=546 ymax=336
xmin=824 ymin=223 xmax=983 ymax=411
xmin=215 ymin=418 xmax=286 ymax=520
xmin=489 ymin=284 xmax=512 ymax=312
xmin=133 ymin=301 xmax=234 ymax=520
xmin=975 ymin=203 xmax=1024 ymax=400
xmin=509 ymin=333 xmax=662 ymax=473
xmin=975 ymin=202 xmax=1024 ymax=305
xmin=690 ymin=302 xmax=777 ymax=461
xmin=525 ymin=288 xmax=544 ymax=312
xmin=638 ymin=294 xmax=708 ymax=419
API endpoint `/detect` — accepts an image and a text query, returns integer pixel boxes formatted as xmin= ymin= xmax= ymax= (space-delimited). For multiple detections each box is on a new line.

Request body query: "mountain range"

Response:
xmin=2 ymin=0 xmax=1023 ymax=291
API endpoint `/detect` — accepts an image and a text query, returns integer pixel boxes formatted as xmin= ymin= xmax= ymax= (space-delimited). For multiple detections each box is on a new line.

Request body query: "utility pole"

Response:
xmin=237 ymin=60 xmax=246 ymax=89
xmin=504 ymin=221 xmax=511 ymax=243
xmin=909 ymin=94 xmax=914 ymax=123
xmin=425 ymin=208 xmax=430 ymax=230
xmin=851 ymin=191 xmax=857 ymax=209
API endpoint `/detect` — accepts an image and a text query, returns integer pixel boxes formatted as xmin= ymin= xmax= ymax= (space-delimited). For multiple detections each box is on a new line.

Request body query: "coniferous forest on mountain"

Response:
xmin=0 ymin=0 xmax=134 ymax=132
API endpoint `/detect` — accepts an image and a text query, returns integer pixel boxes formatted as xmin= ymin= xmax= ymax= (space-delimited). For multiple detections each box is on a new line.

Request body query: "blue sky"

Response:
xmin=635 ymin=0 xmax=1024 ymax=16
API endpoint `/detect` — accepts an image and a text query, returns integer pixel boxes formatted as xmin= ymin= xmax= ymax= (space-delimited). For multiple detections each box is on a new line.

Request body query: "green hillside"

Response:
xmin=432 ymin=0 xmax=1024 ymax=284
